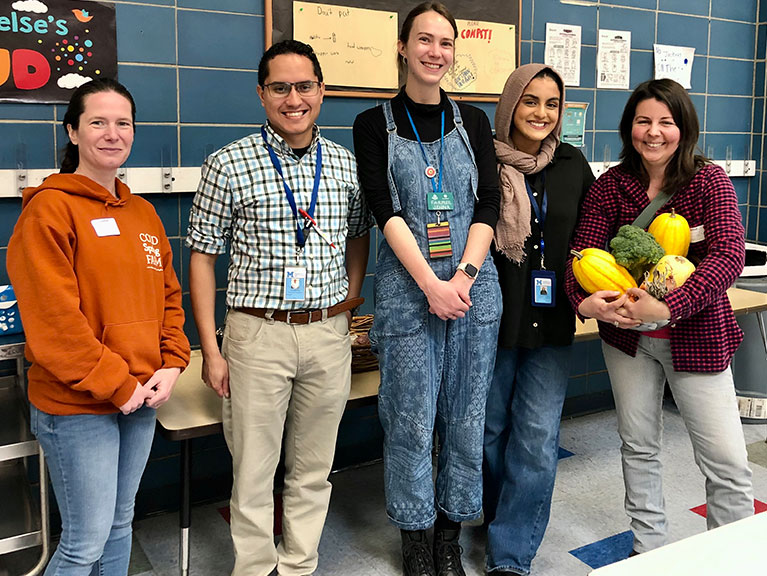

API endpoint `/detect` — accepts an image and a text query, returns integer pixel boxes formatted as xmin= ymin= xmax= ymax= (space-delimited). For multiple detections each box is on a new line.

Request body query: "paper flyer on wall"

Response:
xmin=561 ymin=102 xmax=588 ymax=147
xmin=597 ymin=30 xmax=631 ymax=90
xmin=544 ymin=23 xmax=581 ymax=87
xmin=653 ymin=44 xmax=695 ymax=89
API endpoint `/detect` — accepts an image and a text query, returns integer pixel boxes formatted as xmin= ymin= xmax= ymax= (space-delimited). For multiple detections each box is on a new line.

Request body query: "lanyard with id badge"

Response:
xmin=527 ymin=172 xmax=556 ymax=307
xmin=261 ymin=126 xmax=330 ymax=302
xmin=405 ymin=106 xmax=454 ymax=259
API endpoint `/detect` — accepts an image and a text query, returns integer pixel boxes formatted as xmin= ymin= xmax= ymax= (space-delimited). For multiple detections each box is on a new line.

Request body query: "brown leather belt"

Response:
xmin=235 ymin=297 xmax=364 ymax=325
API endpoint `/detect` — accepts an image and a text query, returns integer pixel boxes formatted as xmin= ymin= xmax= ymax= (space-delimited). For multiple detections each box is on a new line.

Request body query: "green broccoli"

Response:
xmin=609 ymin=224 xmax=665 ymax=283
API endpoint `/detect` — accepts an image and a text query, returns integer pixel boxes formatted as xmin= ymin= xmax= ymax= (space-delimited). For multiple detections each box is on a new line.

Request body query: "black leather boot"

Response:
xmin=401 ymin=530 xmax=436 ymax=576
xmin=433 ymin=526 xmax=466 ymax=576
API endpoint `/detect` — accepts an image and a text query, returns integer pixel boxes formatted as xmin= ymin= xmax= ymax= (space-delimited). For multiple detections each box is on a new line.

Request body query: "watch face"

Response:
xmin=460 ymin=263 xmax=478 ymax=278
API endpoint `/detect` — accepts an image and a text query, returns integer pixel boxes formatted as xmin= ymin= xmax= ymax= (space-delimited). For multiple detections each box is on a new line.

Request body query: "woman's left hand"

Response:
xmin=145 ymin=367 xmax=182 ymax=408
xmin=620 ymin=288 xmax=672 ymax=323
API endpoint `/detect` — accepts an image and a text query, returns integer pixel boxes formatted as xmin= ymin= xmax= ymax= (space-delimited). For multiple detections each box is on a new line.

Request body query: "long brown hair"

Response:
xmin=618 ymin=78 xmax=708 ymax=194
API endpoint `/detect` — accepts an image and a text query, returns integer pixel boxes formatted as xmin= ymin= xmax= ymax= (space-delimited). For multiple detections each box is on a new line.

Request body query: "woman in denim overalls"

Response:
xmin=353 ymin=3 xmax=501 ymax=575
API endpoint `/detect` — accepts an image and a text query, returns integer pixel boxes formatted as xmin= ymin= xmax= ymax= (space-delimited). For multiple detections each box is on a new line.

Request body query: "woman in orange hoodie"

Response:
xmin=7 ymin=78 xmax=190 ymax=575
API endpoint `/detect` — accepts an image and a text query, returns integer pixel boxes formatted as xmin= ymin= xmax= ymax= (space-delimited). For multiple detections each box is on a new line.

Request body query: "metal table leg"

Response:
xmin=180 ymin=439 xmax=191 ymax=576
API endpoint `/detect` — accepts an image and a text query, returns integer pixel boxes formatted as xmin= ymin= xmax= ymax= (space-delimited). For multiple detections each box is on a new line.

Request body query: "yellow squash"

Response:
xmin=571 ymin=248 xmax=638 ymax=294
xmin=648 ymin=208 xmax=691 ymax=257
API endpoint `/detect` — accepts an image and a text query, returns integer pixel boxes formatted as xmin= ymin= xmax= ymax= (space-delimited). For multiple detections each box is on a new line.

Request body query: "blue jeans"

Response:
xmin=483 ymin=346 xmax=571 ymax=575
xmin=30 ymin=404 xmax=156 ymax=576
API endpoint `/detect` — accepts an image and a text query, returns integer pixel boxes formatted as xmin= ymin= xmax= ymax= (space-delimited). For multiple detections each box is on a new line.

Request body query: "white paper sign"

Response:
xmin=598 ymin=30 xmax=631 ymax=89
xmin=545 ymin=23 xmax=581 ymax=87
xmin=654 ymin=44 xmax=695 ymax=89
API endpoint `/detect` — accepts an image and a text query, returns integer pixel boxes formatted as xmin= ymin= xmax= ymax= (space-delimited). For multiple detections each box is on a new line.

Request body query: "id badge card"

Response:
xmin=427 ymin=192 xmax=455 ymax=211
xmin=531 ymin=269 xmax=556 ymax=307
xmin=427 ymin=221 xmax=453 ymax=259
xmin=284 ymin=266 xmax=307 ymax=301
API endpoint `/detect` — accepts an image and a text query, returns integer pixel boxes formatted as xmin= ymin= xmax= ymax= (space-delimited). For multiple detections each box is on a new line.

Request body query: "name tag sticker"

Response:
xmin=690 ymin=225 xmax=705 ymax=243
xmin=91 ymin=218 xmax=120 ymax=237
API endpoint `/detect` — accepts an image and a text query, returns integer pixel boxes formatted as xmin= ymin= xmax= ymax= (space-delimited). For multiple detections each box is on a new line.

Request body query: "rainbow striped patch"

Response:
xmin=427 ymin=221 xmax=452 ymax=259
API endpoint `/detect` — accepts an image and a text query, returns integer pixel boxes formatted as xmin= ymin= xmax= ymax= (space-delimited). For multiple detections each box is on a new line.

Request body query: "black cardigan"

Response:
xmin=495 ymin=142 xmax=595 ymax=349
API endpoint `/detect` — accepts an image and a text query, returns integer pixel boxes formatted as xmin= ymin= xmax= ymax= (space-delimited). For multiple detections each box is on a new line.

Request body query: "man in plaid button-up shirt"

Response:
xmin=187 ymin=40 xmax=372 ymax=576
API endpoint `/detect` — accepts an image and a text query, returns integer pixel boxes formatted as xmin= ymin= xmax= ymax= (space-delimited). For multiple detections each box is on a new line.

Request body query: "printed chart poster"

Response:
xmin=293 ymin=1 xmax=398 ymax=90
xmin=442 ymin=19 xmax=516 ymax=95
xmin=597 ymin=29 xmax=630 ymax=90
xmin=1 ymin=0 xmax=117 ymax=103
xmin=545 ymin=23 xmax=581 ymax=87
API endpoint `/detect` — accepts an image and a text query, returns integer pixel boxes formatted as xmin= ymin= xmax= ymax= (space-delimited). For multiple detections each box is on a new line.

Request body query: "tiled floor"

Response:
xmin=124 ymin=404 xmax=767 ymax=576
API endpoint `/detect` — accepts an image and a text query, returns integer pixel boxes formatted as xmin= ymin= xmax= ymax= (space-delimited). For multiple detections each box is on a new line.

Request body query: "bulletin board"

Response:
xmin=266 ymin=0 xmax=521 ymax=101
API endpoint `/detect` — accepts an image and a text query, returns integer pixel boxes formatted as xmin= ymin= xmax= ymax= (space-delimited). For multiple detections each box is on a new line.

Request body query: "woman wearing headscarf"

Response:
xmin=483 ymin=64 xmax=594 ymax=576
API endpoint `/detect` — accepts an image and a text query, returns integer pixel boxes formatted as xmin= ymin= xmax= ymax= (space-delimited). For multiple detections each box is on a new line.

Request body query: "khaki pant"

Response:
xmin=222 ymin=310 xmax=351 ymax=576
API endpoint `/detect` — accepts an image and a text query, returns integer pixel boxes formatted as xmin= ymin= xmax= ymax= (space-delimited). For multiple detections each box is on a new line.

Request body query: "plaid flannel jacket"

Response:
xmin=565 ymin=163 xmax=744 ymax=372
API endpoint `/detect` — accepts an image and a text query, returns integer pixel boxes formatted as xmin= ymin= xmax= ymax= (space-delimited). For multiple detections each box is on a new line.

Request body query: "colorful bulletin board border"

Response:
xmin=1 ymin=0 xmax=117 ymax=103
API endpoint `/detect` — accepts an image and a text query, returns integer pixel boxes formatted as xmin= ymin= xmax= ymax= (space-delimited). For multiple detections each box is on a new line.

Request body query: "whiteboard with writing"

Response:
xmin=442 ymin=20 xmax=516 ymax=94
xmin=293 ymin=1 xmax=398 ymax=90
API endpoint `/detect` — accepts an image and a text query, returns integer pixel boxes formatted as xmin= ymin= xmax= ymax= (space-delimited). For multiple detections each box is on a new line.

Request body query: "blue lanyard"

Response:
xmin=404 ymin=106 xmax=444 ymax=197
xmin=261 ymin=126 xmax=322 ymax=248
xmin=525 ymin=171 xmax=548 ymax=267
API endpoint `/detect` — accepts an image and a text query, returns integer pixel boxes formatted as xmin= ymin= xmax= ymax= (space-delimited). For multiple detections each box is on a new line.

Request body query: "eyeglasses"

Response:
xmin=262 ymin=81 xmax=322 ymax=98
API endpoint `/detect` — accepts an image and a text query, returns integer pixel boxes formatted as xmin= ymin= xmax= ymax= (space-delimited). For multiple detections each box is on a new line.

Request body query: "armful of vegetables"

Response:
xmin=572 ymin=213 xmax=695 ymax=303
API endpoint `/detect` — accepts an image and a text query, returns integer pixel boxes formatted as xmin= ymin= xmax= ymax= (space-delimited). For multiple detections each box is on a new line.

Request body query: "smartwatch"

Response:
xmin=457 ymin=262 xmax=479 ymax=280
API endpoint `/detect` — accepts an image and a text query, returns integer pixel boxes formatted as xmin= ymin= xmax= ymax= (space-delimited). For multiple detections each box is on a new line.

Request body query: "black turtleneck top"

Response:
xmin=352 ymin=88 xmax=500 ymax=229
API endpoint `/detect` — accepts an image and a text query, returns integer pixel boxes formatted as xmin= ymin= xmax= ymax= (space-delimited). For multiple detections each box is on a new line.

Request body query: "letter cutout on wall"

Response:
xmin=13 ymin=48 xmax=50 ymax=89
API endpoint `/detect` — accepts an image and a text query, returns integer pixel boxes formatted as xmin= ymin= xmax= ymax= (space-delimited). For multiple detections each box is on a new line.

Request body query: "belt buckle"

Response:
xmin=286 ymin=310 xmax=309 ymax=325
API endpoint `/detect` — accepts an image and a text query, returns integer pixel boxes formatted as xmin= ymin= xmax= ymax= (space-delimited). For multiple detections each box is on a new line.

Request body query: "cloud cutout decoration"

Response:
xmin=58 ymin=74 xmax=92 ymax=90
xmin=11 ymin=1 xmax=48 ymax=14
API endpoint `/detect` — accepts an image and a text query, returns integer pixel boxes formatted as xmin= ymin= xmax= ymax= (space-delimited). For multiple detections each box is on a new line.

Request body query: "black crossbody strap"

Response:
xmin=632 ymin=188 xmax=675 ymax=230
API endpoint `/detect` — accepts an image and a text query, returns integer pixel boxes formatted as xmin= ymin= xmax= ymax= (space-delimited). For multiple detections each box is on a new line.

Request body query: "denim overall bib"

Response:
xmin=371 ymin=98 xmax=502 ymax=530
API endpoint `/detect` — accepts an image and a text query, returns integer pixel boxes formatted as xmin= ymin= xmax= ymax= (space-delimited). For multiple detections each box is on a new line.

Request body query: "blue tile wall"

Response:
xmin=118 ymin=65 xmax=178 ymax=123
xmin=115 ymin=4 xmax=176 ymax=64
xmin=178 ymin=10 xmax=262 ymax=69
xmin=179 ymin=0 xmax=263 ymax=14
xmin=179 ymin=68 xmax=263 ymax=124
xmin=709 ymin=20 xmax=755 ymax=59
xmin=3 ymin=1 xmax=767 ymax=499
xmin=599 ymin=7 xmax=656 ymax=51
xmin=532 ymin=0 xmax=598 ymax=44
xmin=711 ymin=0 xmax=757 ymax=23
xmin=0 ymin=124 xmax=56 ymax=169
xmin=706 ymin=97 xmax=753 ymax=133
xmin=657 ymin=13 xmax=709 ymax=55
xmin=659 ymin=0 xmax=709 ymax=17
xmin=707 ymin=58 xmax=756 ymax=96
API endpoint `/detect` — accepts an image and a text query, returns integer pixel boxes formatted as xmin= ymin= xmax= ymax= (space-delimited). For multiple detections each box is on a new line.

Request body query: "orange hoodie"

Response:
xmin=7 ymin=174 xmax=190 ymax=415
